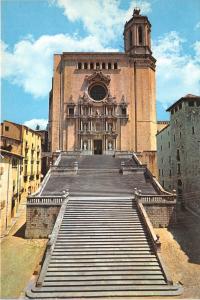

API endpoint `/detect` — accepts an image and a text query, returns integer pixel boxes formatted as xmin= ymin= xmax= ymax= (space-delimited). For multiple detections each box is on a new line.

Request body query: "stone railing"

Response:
xmin=136 ymin=198 xmax=173 ymax=284
xmin=36 ymin=196 xmax=69 ymax=287
xmin=134 ymin=189 xmax=176 ymax=203
xmin=27 ymin=192 xmax=69 ymax=206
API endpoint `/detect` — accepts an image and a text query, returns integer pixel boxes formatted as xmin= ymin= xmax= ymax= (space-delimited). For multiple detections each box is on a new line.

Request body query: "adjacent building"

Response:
xmin=48 ymin=8 xmax=160 ymax=173
xmin=0 ymin=121 xmax=42 ymax=235
xmin=157 ymin=94 xmax=200 ymax=214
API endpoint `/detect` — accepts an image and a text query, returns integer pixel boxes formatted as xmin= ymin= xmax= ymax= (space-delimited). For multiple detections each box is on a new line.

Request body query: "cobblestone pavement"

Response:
xmin=0 ymin=206 xmax=47 ymax=298
xmin=155 ymin=209 xmax=200 ymax=299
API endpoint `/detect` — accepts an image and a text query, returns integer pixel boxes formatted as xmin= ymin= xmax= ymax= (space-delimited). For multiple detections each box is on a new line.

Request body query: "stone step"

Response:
xmin=46 ymin=270 xmax=163 ymax=276
xmin=51 ymin=254 xmax=156 ymax=259
xmin=49 ymin=261 xmax=159 ymax=267
xmin=30 ymin=284 xmax=180 ymax=292
xmin=43 ymin=279 xmax=166 ymax=286
xmin=50 ymin=257 xmax=158 ymax=263
xmin=55 ymin=241 xmax=150 ymax=246
xmin=44 ymin=274 xmax=164 ymax=281
xmin=47 ymin=265 xmax=161 ymax=271
xmin=27 ymin=288 xmax=183 ymax=298
xmin=57 ymin=232 xmax=148 ymax=237
xmin=55 ymin=238 xmax=149 ymax=243
xmin=59 ymin=226 xmax=145 ymax=230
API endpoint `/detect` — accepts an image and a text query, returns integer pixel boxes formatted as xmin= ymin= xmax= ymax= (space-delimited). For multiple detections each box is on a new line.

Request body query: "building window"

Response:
xmin=180 ymin=132 xmax=182 ymax=138
xmin=192 ymin=126 xmax=195 ymax=134
xmin=168 ymin=142 xmax=170 ymax=148
xmin=129 ymin=30 xmax=132 ymax=47
xmin=179 ymin=103 xmax=182 ymax=110
xmin=138 ymin=26 xmax=143 ymax=45
xmin=69 ymin=107 xmax=74 ymax=116
xmin=169 ymin=169 xmax=172 ymax=177
xmin=90 ymin=62 xmax=94 ymax=69
xmin=84 ymin=62 xmax=88 ymax=69
xmin=108 ymin=62 xmax=111 ymax=69
xmin=102 ymin=62 xmax=105 ymax=69
xmin=171 ymin=109 xmax=174 ymax=115
xmin=177 ymin=149 xmax=180 ymax=161
xmin=174 ymin=134 xmax=175 ymax=142
xmin=121 ymin=107 xmax=127 ymax=116
xmin=188 ymin=101 xmax=194 ymax=107
xmin=175 ymin=106 xmax=178 ymax=112
xmin=5 ymin=126 xmax=9 ymax=131
xmin=78 ymin=62 xmax=82 ymax=69
xmin=114 ymin=62 xmax=118 ymax=69
xmin=177 ymin=163 xmax=181 ymax=175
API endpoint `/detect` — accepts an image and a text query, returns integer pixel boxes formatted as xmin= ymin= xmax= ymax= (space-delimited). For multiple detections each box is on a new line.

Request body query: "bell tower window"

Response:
xmin=138 ymin=26 xmax=143 ymax=45
xmin=129 ymin=30 xmax=132 ymax=47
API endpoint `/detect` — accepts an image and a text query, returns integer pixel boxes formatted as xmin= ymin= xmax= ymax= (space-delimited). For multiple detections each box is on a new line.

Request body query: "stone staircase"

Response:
xmin=27 ymin=196 xmax=182 ymax=298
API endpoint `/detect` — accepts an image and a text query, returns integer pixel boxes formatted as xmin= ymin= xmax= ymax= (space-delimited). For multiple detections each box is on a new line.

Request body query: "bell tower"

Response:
xmin=124 ymin=8 xmax=152 ymax=55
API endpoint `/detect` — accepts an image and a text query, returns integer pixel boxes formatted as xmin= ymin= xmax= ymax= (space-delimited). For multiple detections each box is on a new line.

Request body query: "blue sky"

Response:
xmin=1 ymin=0 xmax=200 ymax=129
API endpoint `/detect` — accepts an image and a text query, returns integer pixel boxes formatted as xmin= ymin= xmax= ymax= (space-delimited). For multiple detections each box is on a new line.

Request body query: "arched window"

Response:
xmin=138 ymin=26 xmax=143 ymax=45
xmin=129 ymin=30 xmax=132 ymax=47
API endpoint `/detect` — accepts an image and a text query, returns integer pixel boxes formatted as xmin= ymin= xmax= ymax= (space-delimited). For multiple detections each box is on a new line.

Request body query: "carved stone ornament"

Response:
xmin=67 ymin=95 xmax=75 ymax=106
xmin=120 ymin=95 xmax=128 ymax=107
xmin=85 ymin=71 xmax=111 ymax=86
xmin=100 ymin=89 xmax=116 ymax=105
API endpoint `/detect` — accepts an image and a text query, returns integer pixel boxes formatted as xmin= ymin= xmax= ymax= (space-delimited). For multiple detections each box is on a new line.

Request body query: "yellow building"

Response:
xmin=0 ymin=121 xmax=42 ymax=236
xmin=21 ymin=125 xmax=42 ymax=196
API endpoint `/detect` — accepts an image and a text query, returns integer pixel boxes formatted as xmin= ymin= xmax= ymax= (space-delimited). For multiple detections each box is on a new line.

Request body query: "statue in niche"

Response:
xmin=83 ymin=141 xmax=88 ymax=150
xmin=108 ymin=141 xmax=113 ymax=150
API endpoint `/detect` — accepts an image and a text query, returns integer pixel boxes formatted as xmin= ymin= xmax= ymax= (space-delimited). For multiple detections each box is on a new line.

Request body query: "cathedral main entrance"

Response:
xmin=94 ymin=140 xmax=102 ymax=155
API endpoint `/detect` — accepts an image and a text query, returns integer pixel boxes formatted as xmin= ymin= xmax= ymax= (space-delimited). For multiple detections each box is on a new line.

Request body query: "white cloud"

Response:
xmin=153 ymin=31 xmax=200 ymax=106
xmin=52 ymin=0 xmax=151 ymax=43
xmin=195 ymin=21 xmax=200 ymax=30
xmin=24 ymin=119 xmax=48 ymax=130
xmin=1 ymin=34 xmax=117 ymax=98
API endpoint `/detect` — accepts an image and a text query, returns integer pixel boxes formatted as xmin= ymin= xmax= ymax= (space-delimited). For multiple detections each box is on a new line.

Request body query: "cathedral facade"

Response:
xmin=49 ymin=9 xmax=157 ymax=156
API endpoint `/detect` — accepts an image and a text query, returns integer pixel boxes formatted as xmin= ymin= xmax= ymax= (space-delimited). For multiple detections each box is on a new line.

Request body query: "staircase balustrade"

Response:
xmin=134 ymin=189 xmax=176 ymax=203
xmin=36 ymin=196 xmax=69 ymax=287
xmin=27 ymin=191 xmax=69 ymax=205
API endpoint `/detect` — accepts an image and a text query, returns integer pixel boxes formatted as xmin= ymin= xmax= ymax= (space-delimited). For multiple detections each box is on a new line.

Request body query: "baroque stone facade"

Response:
xmin=156 ymin=94 xmax=200 ymax=215
xmin=49 ymin=9 xmax=157 ymax=156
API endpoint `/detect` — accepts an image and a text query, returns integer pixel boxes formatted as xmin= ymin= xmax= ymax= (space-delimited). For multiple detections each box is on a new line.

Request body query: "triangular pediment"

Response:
xmin=85 ymin=71 xmax=111 ymax=85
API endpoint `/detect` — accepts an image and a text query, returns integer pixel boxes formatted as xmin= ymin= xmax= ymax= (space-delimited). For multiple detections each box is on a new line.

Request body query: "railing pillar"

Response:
xmin=74 ymin=161 xmax=78 ymax=174
xmin=120 ymin=161 xmax=125 ymax=174
xmin=156 ymin=234 xmax=161 ymax=252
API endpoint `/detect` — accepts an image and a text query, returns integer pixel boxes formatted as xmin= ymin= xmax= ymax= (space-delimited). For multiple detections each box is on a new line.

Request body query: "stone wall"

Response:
xmin=143 ymin=202 xmax=176 ymax=228
xmin=25 ymin=205 xmax=61 ymax=238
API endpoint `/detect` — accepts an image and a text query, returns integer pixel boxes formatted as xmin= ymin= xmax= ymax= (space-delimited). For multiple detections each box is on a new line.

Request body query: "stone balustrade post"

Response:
xmin=74 ymin=161 xmax=78 ymax=174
